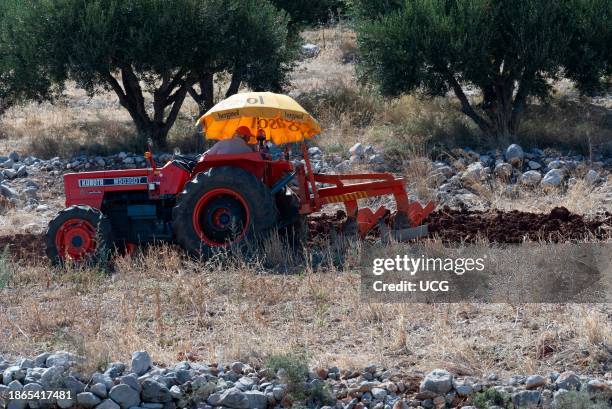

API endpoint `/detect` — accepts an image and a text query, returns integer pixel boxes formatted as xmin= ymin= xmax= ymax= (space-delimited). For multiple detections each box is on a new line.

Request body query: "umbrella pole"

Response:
xmin=301 ymin=143 xmax=319 ymax=209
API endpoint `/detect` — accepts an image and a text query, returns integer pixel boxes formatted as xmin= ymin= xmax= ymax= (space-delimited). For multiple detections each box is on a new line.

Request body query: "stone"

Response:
xmin=308 ymin=147 xmax=322 ymax=157
xmin=494 ymin=162 xmax=513 ymax=179
xmin=22 ymin=186 xmax=38 ymax=200
xmin=349 ymin=143 xmax=364 ymax=157
xmin=8 ymin=152 xmax=19 ymax=162
xmin=528 ymin=160 xmax=541 ymax=170
xmin=141 ymin=379 xmax=172 ymax=403
xmin=525 ymin=375 xmax=546 ymax=390
xmin=314 ymin=367 xmax=328 ymax=380
xmin=585 ymin=379 xmax=611 ymax=398
xmin=368 ymin=154 xmax=385 ymax=165
xmin=272 ymin=385 xmax=286 ymax=401
xmin=33 ymin=353 xmax=50 ymax=368
xmin=301 ymin=43 xmax=320 ymax=58
xmin=169 ymin=385 xmax=182 ymax=399
xmin=15 ymin=166 xmax=27 ymax=178
xmin=120 ymin=374 xmax=142 ymax=393
xmin=505 ymin=144 xmax=524 ymax=166
xmin=40 ymin=365 xmax=65 ymax=389
xmin=105 ymin=362 xmax=126 ymax=378
xmin=244 ymin=390 xmax=267 ymax=409
xmin=461 ymin=162 xmax=487 ymax=183
xmin=235 ymin=376 xmax=256 ymax=391
xmin=511 ymin=390 xmax=540 ymax=408
xmin=541 ymin=169 xmax=564 ymax=188
xmin=0 ymin=184 xmax=18 ymax=199
xmin=371 ymin=387 xmax=387 ymax=400
xmin=96 ymin=399 xmax=121 ymax=409
xmin=585 ymin=169 xmax=600 ymax=185
xmin=521 ymin=170 xmax=542 ymax=186
xmin=208 ymin=387 xmax=249 ymax=408
xmin=547 ymin=160 xmax=563 ymax=169
xmin=555 ymin=371 xmax=581 ymax=391
xmin=57 ymin=397 xmax=76 ymax=408
xmin=109 ymin=384 xmax=140 ymax=408
xmin=64 ymin=375 xmax=86 ymax=395
xmin=78 ymin=392 xmax=102 ymax=408
xmin=420 ymin=369 xmax=453 ymax=395
xmin=46 ymin=351 xmax=78 ymax=368
xmin=91 ymin=373 xmax=114 ymax=390
xmin=131 ymin=351 xmax=152 ymax=376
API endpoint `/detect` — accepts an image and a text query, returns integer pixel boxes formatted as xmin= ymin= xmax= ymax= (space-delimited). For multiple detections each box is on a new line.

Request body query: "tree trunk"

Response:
xmin=102 ymin=66 xmax=193 ymax=150
xmin=189 ymin=72 xmax=214 ymax=117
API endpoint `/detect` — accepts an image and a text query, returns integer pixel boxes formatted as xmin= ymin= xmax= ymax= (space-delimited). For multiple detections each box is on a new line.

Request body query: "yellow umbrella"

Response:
xmin=196 ymin=92 xmax=322 ymax=145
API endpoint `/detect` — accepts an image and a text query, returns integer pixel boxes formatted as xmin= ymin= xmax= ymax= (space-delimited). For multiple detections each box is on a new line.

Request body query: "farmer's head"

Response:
xmin=235 ymin=126 xmax=253 ymax=143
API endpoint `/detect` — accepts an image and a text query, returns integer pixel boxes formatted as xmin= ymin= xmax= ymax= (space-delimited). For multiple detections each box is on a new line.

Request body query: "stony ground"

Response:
xmin=1 ymin=350 xmax=611 ymax=409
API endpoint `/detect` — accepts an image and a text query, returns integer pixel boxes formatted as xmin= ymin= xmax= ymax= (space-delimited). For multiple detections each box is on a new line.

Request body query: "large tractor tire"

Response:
xmin=45 ymin=205 xmax=113 ymax=266
xmin=172 ymin=166 xmax=279 ymax=259
xmin=275 ymin=188 xmax=308 ymax=246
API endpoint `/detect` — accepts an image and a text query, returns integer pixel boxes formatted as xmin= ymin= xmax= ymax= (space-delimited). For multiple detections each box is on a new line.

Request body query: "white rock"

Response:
xmin=505 ymin=144 xmax=524 ymax=166
xmin=420 ymin=369 xmax=453 ymax=395
xmin=520 ymin=170 xmax=542 ymax=186
xmin=527 ymin=160 xmax=541 ymax=170
xmin=585 ymin=169 xmax=600 ymax=185
xmin=349 ymin=143 xmax=364 ymax=157
xmin=301 ymin=43 xmax=320 ymax=58
xmin=541 ymin=169 xmax=564 ymax=188
xmin=494 ymin=162 xmax=513 ymax=179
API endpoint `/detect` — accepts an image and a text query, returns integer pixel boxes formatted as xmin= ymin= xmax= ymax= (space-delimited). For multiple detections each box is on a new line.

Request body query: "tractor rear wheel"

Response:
xmin=172 ymin=167 xmax=279 ymax=258
xmin=45 ymin=205 xmax=113 ymax=266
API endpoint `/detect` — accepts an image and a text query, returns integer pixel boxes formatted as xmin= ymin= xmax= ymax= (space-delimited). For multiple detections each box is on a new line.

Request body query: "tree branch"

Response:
xmin=446 ymin=73 xmax=492 ymax=134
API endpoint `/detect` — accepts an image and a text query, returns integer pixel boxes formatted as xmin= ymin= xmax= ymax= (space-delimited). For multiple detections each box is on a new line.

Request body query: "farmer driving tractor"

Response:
xmin=45 ymin=91 xmax=434 ymax=265
xmin=204 ymin=126 xmax=254 ymax=157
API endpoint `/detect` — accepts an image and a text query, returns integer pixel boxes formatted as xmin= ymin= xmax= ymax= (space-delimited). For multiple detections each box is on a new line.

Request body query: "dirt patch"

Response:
xmin=307 ymin=206 xmax=611 ymax=244
xmin=0 ymin=233 xmax=46 ymax=261
xmin=426 ymin=206 xmax=611 ymax=243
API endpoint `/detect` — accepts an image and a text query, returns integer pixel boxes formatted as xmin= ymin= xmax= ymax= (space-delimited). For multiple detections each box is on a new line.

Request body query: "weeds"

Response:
xmin=473 ymin=388 xmax=512 ymax=409
xmin=0 ymin=245 xmax=13 ymax=289
xmin=552 ymin=390 xmax=610 ymax=409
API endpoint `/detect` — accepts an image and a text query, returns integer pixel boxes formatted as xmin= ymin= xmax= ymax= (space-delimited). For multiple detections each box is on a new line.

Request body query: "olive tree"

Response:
xmin=188 ymin=0 xmax=297 ymax=116
xmin=354 ymin=0 xmax=611 ymax=141
xmin=30 ymin=0 xmax=295 ymax=148
xmin=0 ymin=0 xmax=61 ymax=116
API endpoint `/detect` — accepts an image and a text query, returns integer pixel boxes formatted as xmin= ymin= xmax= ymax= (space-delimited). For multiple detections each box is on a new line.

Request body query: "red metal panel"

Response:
xmin=64 ymin=168 xmax=151 ymax=209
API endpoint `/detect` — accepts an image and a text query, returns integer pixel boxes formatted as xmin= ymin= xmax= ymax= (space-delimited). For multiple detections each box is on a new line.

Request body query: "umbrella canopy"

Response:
xmin=197 ymin=92 xmax=321 ymax=145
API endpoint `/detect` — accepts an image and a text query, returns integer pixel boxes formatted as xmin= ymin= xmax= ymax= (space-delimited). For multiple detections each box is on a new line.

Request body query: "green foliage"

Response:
xmin=267 ymin=349 xmax=309 ymax=386
xmin=267 ymin=349 xmax=334 ymax=407
xmin=19 ymin=0 xmax=295 ymax=148
xmin=552 ymin=390 xmax=611 ymax=409
xmin=0 ymin=0 xmax=62 ymax=115
xmin=473 ymin=388 xmax=512 ymax=409
xmin=354 ymin=0 xmax=612 ymax=140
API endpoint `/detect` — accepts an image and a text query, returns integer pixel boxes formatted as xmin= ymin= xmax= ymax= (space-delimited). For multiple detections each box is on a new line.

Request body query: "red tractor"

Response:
xmin=45 ymin=93 xmax=434 ymax=265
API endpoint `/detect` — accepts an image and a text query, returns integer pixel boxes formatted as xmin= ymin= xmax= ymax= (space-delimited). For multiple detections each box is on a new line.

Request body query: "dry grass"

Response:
xmin=0 ymin=242 xmax=610 ymax=376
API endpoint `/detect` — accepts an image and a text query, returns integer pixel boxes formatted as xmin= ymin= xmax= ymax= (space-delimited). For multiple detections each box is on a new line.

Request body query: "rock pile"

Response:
xmin=1 ymin=351 xmax=611 ymax=409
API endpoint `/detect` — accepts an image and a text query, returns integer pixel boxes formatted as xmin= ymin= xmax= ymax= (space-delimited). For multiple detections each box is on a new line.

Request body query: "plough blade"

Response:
xmin=391 ymin=224 xmax=429 ymax=241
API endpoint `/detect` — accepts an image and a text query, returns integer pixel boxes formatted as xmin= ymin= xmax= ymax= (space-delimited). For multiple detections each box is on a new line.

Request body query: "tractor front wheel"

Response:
xmin=172 ymin=167 xmax=278 ymax=259
xmin=45 ymin=205 xmax=113 ymax=266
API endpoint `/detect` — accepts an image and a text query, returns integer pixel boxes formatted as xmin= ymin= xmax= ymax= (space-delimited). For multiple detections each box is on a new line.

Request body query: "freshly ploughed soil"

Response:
xmin=0 ymin=207 xmax=610 ymax=263
xmin=425 ymin=206 xmax=611 ymax=243
xmin=307 ymin=206 xmax=612 ymax=244
xmin=0 ymin=233 xmax=46 ymax=261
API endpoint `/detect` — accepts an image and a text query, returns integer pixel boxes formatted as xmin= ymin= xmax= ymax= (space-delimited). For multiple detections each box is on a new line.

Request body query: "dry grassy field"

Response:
xmin=0 ymin=25 xmax=610 ymax=379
